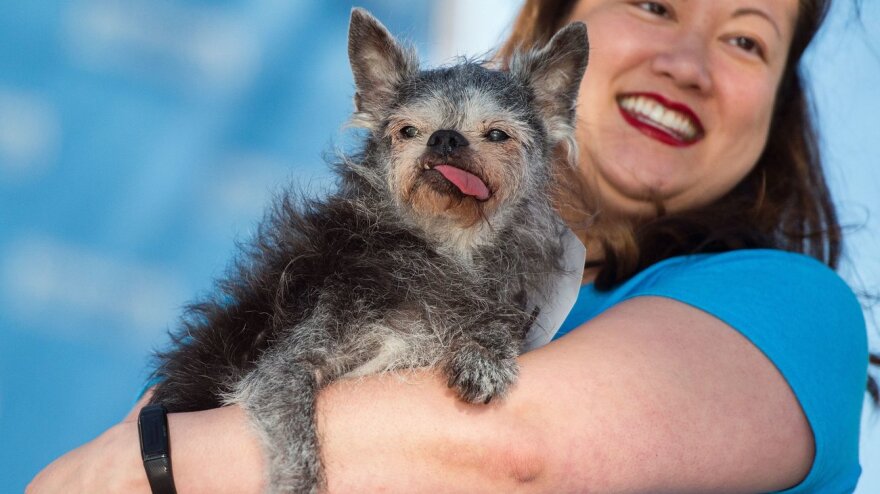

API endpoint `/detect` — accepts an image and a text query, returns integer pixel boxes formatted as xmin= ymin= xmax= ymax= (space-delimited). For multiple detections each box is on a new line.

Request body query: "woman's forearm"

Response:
xmin=30 ymin=370 xmax=541 ymax=494
xmin=171 ymin=371 xmax=542 ymax=493
xmin=169 ymin=370 xmax=543 ymax=493
xmin=167 ymin=406 xmax=267 ymax=494
xmin=318 ymin=369 xmax=546 ymax=493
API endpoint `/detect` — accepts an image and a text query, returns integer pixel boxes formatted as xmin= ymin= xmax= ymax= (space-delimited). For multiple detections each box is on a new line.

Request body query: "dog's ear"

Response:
xmin=510 ymin=22 xmax=589 ymax=140
xmin=348 ymin=8 xmax=419 ymax=130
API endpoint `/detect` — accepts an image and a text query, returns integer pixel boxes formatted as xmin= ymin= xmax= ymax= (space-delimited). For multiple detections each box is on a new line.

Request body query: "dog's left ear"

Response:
xmin=510 ymin=22 xmax=589 ymax=139
xmin=348 ymin=8 xmax=419 ymax=129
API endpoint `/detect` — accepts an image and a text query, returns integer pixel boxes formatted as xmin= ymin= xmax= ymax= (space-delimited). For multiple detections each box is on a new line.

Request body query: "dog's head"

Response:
xmin=347 ymin=8 xmax=588 ymax=251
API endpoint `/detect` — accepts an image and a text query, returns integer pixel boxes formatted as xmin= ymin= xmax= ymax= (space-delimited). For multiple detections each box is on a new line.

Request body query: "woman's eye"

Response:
xmin=400 ymin=126 xmax=419 ymax=138
xmin=485 ymin=129 xmax=510 ymax=142
xmin=636 ymin=1 xmax=669 ymax=17
xmin=730 ymin=36 xmax=765 ymax=58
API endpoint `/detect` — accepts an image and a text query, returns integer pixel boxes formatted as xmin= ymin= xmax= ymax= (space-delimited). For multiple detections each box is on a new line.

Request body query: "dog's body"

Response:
xmin=149 ymin=9 xmax=588 ymax=493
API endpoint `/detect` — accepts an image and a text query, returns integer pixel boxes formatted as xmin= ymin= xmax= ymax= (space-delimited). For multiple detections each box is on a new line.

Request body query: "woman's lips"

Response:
xmin=617 ymin=93 xmax=705 ymax=147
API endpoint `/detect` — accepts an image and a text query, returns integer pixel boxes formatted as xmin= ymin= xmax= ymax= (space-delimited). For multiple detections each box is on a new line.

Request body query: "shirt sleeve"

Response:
xmin=619 ymin=250 xmax=868 ymax=493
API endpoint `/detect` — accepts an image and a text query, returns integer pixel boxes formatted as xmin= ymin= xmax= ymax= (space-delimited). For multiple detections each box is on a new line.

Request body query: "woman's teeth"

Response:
xmin=619 ymin=96 xmax=699 ymax=140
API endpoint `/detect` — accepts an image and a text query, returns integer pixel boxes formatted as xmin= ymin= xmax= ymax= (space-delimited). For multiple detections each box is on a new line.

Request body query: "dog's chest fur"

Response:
xmin=336 ymin=317 xmax=438 ymax=378
xmin=148 ymin=174 xmax=544 ymax=412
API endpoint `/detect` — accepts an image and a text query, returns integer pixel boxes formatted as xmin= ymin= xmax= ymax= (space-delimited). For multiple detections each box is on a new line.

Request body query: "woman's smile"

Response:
xmin=570 ymin=0 xmax=797 ymax=215
xmin=616 ymin=92 xmax=705 ymax=146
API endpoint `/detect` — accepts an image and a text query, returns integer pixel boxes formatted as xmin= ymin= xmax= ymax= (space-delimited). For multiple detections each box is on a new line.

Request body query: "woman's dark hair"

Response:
xmin=498 ymin=0 xmax=878 ymax=402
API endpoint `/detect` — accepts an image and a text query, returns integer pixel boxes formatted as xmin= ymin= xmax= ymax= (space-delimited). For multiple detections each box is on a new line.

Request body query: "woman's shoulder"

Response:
xmin=640 ymin=249 xmax=869 ymax=493
xmin=638 ymin=248 xmax=860 ymax=309
xmin=636 ymin=248 xmax=868 ymax=379
xmin=559 ymin=248 xmax=868 ymax=493
xmin=640 ymin=249 xmax=865 ymax=346
xmin=573 ymin=248 xmax=867 ymax=374
xmin=637 ymin=248 xmax=849 ymax=287
xmin=560 ymin=248 xmax=863 ymax=340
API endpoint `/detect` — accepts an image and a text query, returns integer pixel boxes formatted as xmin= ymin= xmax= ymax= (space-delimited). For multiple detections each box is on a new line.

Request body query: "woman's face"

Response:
xmin=569 ymin=0 xmax=798 ymax=215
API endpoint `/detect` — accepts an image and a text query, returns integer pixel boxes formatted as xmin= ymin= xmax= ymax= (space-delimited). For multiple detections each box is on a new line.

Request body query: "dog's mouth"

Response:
xmin=421 ymin=160 xmax=492 ymax=201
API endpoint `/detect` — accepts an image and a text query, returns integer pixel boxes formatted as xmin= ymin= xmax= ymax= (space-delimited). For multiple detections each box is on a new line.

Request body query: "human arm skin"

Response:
xmin=28 ymin=296 xmax=814 ymax=493
xmin=319 ymin=295 xmax=814 ymax=493
xmin=27 ymin=397 xmax=266 ymax=494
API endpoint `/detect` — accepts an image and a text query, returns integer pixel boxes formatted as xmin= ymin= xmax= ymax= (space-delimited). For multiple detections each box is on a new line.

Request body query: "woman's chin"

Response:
xmin=593 ymin=168 xmax=684 ymax=215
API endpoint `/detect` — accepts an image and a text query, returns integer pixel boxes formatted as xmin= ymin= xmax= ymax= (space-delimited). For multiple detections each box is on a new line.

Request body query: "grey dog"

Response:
xmin=148 ymin=8 xmax=588 ymax=493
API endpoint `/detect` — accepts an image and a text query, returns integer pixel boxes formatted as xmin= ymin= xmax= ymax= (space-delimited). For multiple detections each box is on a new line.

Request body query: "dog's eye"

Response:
xmin=485 ymin=129 xmax=510 ymax=142
xmin=400 ymin=126 xmax=419 ymax=139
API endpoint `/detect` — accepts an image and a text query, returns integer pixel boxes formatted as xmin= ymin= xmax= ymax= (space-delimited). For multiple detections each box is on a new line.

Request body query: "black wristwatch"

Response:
xmin=138 ymin=404 xmax=178 ymax=494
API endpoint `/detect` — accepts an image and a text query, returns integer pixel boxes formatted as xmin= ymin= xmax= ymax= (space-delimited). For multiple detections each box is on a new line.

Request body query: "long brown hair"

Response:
xmin=499 ymin=0 xmax=879 ymax=402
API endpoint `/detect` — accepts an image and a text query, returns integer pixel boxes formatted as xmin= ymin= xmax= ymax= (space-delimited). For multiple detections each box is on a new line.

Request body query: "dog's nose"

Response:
xmin=427 ymin=130 xmax=469 ymax=155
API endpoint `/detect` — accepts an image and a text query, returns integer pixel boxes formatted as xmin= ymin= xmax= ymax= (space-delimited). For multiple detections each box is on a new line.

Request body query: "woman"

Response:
xmin=29 ymin=0 xmax=875 ymax=492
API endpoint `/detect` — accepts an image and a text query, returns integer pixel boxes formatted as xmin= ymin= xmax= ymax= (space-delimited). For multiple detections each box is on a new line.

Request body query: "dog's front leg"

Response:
xmin=230 ymin=342 xmax=330 ymax=494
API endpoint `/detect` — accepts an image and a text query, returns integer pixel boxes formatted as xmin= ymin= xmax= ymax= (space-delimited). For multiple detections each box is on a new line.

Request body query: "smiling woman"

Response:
xmin=500 ymin=0 xmax=853 ymax=287
xmin=564 ymin=0 xmax=797 ymax=216
xmin=498 ymin=0 xmax=875 ymax=489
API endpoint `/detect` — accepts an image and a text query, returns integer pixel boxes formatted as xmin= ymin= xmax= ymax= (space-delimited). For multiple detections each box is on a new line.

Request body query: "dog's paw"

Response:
xmin=444 ymin=342 xmax=519 ymax=404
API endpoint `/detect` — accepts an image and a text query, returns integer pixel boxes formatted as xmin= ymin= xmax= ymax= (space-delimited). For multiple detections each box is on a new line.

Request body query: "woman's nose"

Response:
xmin=650 ymin=35 xmax=713 ymax=93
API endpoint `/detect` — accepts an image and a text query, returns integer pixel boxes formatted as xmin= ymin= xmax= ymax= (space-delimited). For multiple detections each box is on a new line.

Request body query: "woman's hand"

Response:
xmin=27 ymin=420 xmax=149 ymax=494
xmin=27 ymin=395 xmax=266 ymax=494
xmin=28 ymin=390 xmax=152 ymax=494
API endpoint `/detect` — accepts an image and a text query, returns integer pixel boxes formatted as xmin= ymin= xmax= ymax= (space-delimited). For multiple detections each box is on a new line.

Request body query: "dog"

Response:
xmin=148 ymin=8 xmax=588 ymax=493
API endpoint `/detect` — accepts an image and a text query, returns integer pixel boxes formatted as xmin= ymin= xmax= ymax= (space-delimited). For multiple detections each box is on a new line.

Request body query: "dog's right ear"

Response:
xmin=510 ymin=22 xmax=589 ymax=142
xmin=348 ymin=8 xmax=419 ymax=130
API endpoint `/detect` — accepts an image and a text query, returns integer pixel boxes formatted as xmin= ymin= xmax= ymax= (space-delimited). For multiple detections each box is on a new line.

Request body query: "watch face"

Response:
xmin=139 ymin=407 xmax=169 ymax=459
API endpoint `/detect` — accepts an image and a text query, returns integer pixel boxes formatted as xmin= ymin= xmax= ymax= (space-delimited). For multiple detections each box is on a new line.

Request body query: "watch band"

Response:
xmin=138 ymin=404 xmax=178 ymax=494
xmin=143 ymin=455 xmax=177 ymax=494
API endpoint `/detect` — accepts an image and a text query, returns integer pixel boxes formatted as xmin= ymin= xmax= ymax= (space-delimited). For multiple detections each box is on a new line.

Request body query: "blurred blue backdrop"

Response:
xmin=1 ymin=1 xmax=878 ymax=492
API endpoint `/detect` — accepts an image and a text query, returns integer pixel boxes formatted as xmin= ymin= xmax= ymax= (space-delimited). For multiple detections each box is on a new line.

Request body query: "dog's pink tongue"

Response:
xmin=434 ymin=164 xmax=490 ymax=200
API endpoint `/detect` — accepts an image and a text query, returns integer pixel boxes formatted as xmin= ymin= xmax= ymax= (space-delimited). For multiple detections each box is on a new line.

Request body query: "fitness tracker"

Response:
xmin=137 ymin=404 xmax=178 ymax=494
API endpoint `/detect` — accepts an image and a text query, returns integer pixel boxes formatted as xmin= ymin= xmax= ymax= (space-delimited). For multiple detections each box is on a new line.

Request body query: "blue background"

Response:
xmin=1 ymin=1 xmax=878 ymax=492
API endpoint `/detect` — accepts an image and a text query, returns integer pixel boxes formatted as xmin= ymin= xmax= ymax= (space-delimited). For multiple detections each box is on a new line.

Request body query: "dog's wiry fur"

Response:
xmin=148 ymin=9 xmax=588 ymax=494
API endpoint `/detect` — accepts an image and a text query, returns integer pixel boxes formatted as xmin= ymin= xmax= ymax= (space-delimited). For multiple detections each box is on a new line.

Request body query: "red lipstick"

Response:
xmin=617 ymin=93 xmax=705 ymax=147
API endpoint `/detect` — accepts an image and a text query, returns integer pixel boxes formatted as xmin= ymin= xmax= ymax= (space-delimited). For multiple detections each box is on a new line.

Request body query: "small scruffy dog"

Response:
xmin=149 ymin=8 xmax=588 ymax=493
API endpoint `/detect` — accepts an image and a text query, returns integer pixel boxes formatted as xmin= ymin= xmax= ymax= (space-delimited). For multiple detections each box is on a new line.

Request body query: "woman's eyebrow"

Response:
xmin=732 ymin=8 xmax=782 ymax=39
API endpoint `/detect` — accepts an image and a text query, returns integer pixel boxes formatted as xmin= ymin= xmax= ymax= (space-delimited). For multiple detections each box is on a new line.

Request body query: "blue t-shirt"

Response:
xmin=555 ymin=249 xmax=868 ymax=493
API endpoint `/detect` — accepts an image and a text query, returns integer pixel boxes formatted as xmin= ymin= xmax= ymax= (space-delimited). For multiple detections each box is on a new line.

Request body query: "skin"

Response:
xmin=28 ymin=0 xmax=815 ymax=492
xmin=573 ymin=0 xmax=797 ymax=215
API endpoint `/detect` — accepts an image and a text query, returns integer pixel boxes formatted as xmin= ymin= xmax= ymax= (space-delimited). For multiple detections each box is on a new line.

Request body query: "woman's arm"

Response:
xmin=27 ymin=401 xmax=266 ymax=494
xmin=29 ymin=295 xmax=813 ymax=493
xmin=319 ymin=295 xmax=813 ymax=493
